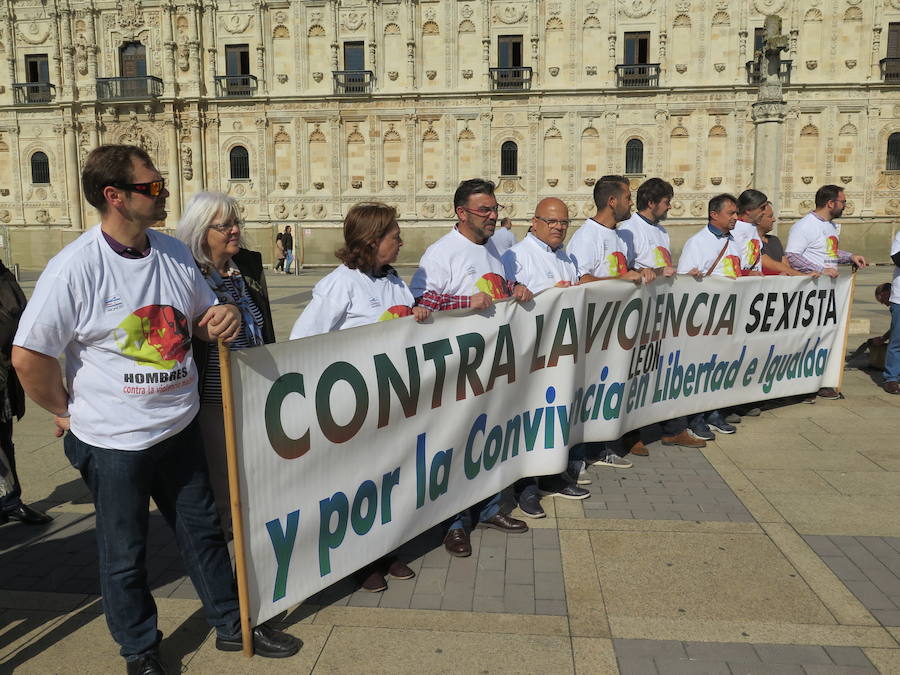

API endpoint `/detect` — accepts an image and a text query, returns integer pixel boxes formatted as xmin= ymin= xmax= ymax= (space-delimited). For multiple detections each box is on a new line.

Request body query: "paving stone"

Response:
xmin=413 ymin=567 xmax=447 ymax=595
xmin=652 ymin=657 xmax=730 ymax=674
xmin=684 ymin=642 xmax=761 ymax=662
xmin=727 ymin=663 xmax=805 ymax=675
xmin=614 ymin=639 xmax=687 ymax=660
xmin=870 ymin=609 xmax=900 ymax=625
xmin=504 ymin=557 xmax=534 ymax=585
xmin=802 ymin=667 xmax=880 ymax=675
xmin=506 ymin=536 xmax=533 ymax=560
xmin=477 ymin=547 xmax=506 ymax=571
xmin=534 ymin=599 xmax=567 ymax=616
xmin=533 ymin=548 xmax=563 ymax=573
xmin=408 ymin=593 xmax=443 ymax=610
xmin=534 ymin=572 xmax=565 ymax=601
xmin=378 ymin=580 xmax=416 ymax=609
xmin=804 ymin=535 xmax=845 ymax=557
xmin=502 ymin=583 xmax=534 ymax=614
xmin=530 ymin=529 xmax=559 ymax=549
xmin=471 ymin=595 xmax=506 ymax=613
xmin=843 ymin=580 xmax=897 ymax=610
xmin=823 ymin=647 xmax=877 ymax=668
xmin=440 ymin=582 xmax=474 ymax=611
xmin=752 ymin=644 xmax=832 ymax=665
xmin=822 ymin=556 xmax=868 ymax=582
xmin=473 ymin=568 xmax=505 ymax=597
xmin=616 ymin=656 xmax=658 ymax=675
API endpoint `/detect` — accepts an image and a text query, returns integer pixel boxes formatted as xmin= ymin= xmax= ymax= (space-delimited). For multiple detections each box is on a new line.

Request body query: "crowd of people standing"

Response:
xmin=1 ymin=141 xmax=888 ymax=674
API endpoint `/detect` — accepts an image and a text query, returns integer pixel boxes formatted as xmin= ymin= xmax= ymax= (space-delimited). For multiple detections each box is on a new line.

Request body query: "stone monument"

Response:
xmin=751 ymin=15 xmax=789 ymax=222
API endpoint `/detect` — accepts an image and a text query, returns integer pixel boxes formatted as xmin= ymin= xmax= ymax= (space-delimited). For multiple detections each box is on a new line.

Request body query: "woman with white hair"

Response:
xmin=175 ymin=192 xmax=275 ymax=531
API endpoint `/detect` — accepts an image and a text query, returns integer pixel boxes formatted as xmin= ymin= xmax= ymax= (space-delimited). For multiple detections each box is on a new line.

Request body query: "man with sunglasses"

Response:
xmin=785 ymin=184 xmax=867 ymax=401
xmin=410 ymin=178 xmax=533 ymax=558
xmin=12 ymin=145 xmax=300 ymax=673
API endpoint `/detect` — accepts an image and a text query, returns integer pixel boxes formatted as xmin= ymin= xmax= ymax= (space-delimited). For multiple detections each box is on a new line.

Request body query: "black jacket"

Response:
xmin=192 ymin=248 xmax=276 ymax=395
xmin=0 ymin=261 xmax=26 ymax=419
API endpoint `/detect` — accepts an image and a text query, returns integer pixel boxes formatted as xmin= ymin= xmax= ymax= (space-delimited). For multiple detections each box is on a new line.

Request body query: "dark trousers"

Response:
xmin=0 ymin=418 xmax=21 ymax=511
xmin=64 ymin=417 xmax=241 ymax=660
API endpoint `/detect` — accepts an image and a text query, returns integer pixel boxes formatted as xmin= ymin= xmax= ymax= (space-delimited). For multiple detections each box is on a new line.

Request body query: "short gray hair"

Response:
xmin=175 ymin=191 xmax=243 ymax=272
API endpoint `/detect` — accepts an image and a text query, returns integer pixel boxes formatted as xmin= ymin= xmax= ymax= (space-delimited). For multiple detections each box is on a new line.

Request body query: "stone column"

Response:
xmin=59 ymin=9 xmax=75 ymax=99
xmin=165 ymin=119 xmax=182 ymax=222
xmin=752 ymin=90 xmax=787 ymax=217
xmin=190 ymin=118 xmax=205 ymax=190
xmin=63 ymin=121 xmax=83 ymax=229
xmin=161 ymin=0 xmax=177 ymax=96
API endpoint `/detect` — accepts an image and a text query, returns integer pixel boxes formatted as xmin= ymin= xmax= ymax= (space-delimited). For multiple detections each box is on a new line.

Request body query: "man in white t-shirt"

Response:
xmin=618 ymin=178 xmax=706 ymax=450
xmin=733 ymin=189 xmax=766 ymax=276
xmin=501 ymin=198 xmax=590 ymax=517
xmin=11 ymin=146 xmax=300 ymax=673
xmin=677 ymin=194 xmax=744 ymax=439
xmin=785 ymin=184 xmax=867 ymax=400
xmin=491 ymin=217 xmax=518 ymax=256
xmin=884 ymin=232 xmax=900 ymax=394
xmin=411 ymin=178 xmax=532 ymax=558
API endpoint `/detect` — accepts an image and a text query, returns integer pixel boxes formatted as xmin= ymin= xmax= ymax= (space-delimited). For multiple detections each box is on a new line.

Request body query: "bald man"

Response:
xmin=501 ymin=199 xmax=590 ymax=518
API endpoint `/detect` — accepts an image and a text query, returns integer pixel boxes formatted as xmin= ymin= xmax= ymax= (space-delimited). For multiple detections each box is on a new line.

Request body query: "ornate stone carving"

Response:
xmin=312 ymin=72 xmax=323 ymax=82
xmin=714 ymin=63 xmax=725 ymax=72
xmin=549 ymin=66 xmax=559 ymax=76
xmin=546 ymin=178 xmax=558 ymax=187
xmin=118 ymin=0 xmax=145 ymax=31
xmin=181 ymin=145 xmax=192 ymax=180
xmin=35 ymin=208 xmax=51 ymax=224
xmin=276 ymin=74 xmax=288 ymax=84
xmin=16 ymin=22 xmax=51 ymax=45
xmin=690 ymin=200 xmax=704 ymax=217
xmin=0 ymin=210 xmax=10 ymax=223
xmin=494 ymin=5 xmax=527 ymax=25
xmin=710 ymin=176 xmax=722 ymax=185
xmin=341 ymin=11 xmax=365 ymax=32
xmin=753 ymin=0 xmax=786 ymax=14
xmin=845 ymin=60 xmax=856 ymax=69
xmin=426 ymin=70 xmax=437 ymax=80
xmin=619 ymin=0 xmax=656 ymax=19
xmin=388 ymin=71 xmax=399 ymax=80
xmin=672 ymin=177 xmax=684 ymax=186
xmin=840 ymin=176 xmax=852 ymax=184
xmin=675 ymin=64 xmax=687 ymax=73
xmin=806 ymin=60 xmax=817 ymax=70
xmin=461 ymin=69 xmax=473 ymax=79
xmin=222 ymin=14 xmax=253 ymax=34
xmin=425 ymin=180 xmax=436 ymax=188
xmin=801 ymin=176 xmax=813 ymax=184
xmin=387 ymin=180 xmax=398 ymax=188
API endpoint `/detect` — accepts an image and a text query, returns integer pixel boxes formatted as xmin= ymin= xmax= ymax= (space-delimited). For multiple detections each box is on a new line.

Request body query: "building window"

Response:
xmin=229 ymin=146 xmax=250 ymax=179
xmin=888 ymin=132 xmax=900 ymax=171
xmin=25 ymin=54 xmax=49 ymax=83
xmin=343 ymin=41 xmax=365 ymax=70
xmin=754 ymin=27 xmax=766 ymax=54
xmin=31 ymin=151 xmax=50 ymax=184
xmin=498 ymin=35 xmax=523 ymax=69
xmin=500 ymin=141 xmax=518 ymax=176
xmin=889 ymin=23 xmax=900 ymax=58
xmin=625 ymin=139 xmax=644 ymax=174
xmin=624 ymin=32 xmax=650 ymax=65
xmin=225 ymin=44 xmax=250 ymax=76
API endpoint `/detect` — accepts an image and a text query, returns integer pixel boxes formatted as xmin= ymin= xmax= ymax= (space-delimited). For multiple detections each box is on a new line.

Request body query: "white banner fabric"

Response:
xmin=230 ymin=274 xmax=853 ymax=624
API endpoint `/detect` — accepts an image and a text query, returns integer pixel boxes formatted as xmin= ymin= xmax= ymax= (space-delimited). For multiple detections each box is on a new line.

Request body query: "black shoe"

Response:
xmin=706 ymin=412 xmax=737 ymax=434
xmin=2 ymin=503 xmax=52 ymax=525
xmin=216 ymin=623 xmax=302 ymax=658
xmin=126 ymin=653 xmax=165 ymax=675
xmin=517 ymin=491 xmax=546 ymax=518
xmin=538 ymin=475 xmax=591 ymax=500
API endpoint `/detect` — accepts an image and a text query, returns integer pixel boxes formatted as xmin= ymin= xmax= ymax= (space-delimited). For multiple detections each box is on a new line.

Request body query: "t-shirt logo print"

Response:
xmin=607 ymin=251 xmax=628 ymax=277
xmin=720 ymin=255 xmax=741 ymax=279
xmin=825 ymin=235 xmax=839 ymax=259
xmin=744 ymin=239 xmax=761 ymax=268
xmin=379 ymin=305 xmax=413 ymax=321
xmin=653 ymin=246 xmax=673 ymax=267
xmin=474 ymin=272 xmax=509 ymax=300
xmin=114 ymin=305 xmax=191 ymax=370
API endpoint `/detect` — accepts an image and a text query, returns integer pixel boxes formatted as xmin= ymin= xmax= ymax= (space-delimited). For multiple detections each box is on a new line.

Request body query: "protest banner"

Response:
xmin=225 ymin=274 xmax=852 ymax=626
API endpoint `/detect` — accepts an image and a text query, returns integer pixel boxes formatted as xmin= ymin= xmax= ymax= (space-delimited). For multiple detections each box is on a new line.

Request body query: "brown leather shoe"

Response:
xmin=660 ymin=430 xmax=706 ymax=448
xmin=481 ymin=513 xmax=528 ymax=533
xmin=359 ymin=568 xmax=388 ymax=592
xmin=884 ymin=381 xmax=900 ymax=395
xmin=817 ymin=387 xmax=841 ymax=400
xmin=387 ymin=559 xmax=415 ymax=580
xmin=628 ymin=440 xmax=649 ymax=456
xmin=443 ymin=528 xmax=472 ymax=557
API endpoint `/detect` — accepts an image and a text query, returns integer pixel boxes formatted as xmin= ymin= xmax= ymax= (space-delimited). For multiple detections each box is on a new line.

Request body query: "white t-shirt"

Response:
xmin=732 ymin=219 xmax=763 ymax=272
xmin=567 ymin=218 xmax=629 ymax=278
xmin=13 ymin=225 xmax=216 ymax=451
xmin=501 ymin=233 xmax=578 ymax=294
xmin=891 ymin=231 xmax=900 ymax=305
xmin=676 ymin=226 xmax=744 ymax=279
xmin=617 ymin=212 xmax=674 ymax=270
xmin=410 ymin=227 xmax=509 ymax=300
xmin=490 ymin=227 xmax=517 ymax=257
xmin=785 ymin=212 xmax=840 ymax=270
xmin=290 ymin=264 xmax=415 ymax=338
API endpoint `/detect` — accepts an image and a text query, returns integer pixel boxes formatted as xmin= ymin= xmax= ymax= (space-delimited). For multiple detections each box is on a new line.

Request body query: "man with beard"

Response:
xmin=11 ymin=145 xmax=300 ymax=674
xmin=785 ymin=184 xmax=867 ymax=400
xmin=567 ymin=175 xmax=654 ymax=467
xmin=618 ymin=178 xmax=706 ymax=451
xmin=411 ymin=178 xmax=533 ymax=558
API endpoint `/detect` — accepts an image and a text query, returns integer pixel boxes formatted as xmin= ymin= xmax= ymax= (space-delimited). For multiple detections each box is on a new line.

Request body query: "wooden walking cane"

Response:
xmin=835 ymin=266 xmax=859 ymax=395
xmin=217 ymin=340 xmax=254 ymax=657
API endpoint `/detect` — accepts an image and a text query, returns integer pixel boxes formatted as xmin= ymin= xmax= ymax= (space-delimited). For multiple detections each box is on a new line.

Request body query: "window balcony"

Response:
xmin=489 ymin=67 xmax=533 ymax=91
xmin=746 ymin=60 xmax=793 ymax=86
xmin=333 ymin=70 xmax=374 ymax=95
xmin=881 ymin=58 xmax=900 ymax=83
xmin=12 ymin=82 xmax=56 ymax=104
xmin=215 ymin=74 xmax=258 ymax=97
xmin=96 ymin=76 xmax=163 ymax=101
xmin=615 ymin=63 xmax=660 ymax=88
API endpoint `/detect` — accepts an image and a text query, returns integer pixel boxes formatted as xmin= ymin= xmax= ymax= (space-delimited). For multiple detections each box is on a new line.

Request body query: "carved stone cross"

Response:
xmin=757 ymin=14 xmax=789 ymax=85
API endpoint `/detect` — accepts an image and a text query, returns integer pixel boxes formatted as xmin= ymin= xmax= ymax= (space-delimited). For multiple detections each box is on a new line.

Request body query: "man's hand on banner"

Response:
xmin=512 ymin=284 xmax=533 ymax=303
xmin=470 ymin=292 xmax=493 ymax=311
xmin=412 ymin=306 xmax=431 ymax=323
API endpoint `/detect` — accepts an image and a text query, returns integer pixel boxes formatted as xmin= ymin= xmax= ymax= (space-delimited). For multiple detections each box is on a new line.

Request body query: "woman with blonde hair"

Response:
xmin=175 ymin=192 xmax=275 ymax=530
xmin=290 ymin=201 xmax=427 ymax=591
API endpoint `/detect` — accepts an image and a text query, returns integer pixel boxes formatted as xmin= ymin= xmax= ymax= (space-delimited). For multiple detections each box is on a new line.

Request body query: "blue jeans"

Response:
xmin=885 ymin=302 xmax=900 ymax=383
xmin=64 ymin=417 xmax=241 ymax=660
xmin=284 ymin=250 xmax=294 ymax=273
xmin=448 ymin=492 xmax=502 ymax=531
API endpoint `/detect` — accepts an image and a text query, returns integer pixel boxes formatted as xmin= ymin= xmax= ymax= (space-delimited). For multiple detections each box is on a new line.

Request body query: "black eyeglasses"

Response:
xmin=108 ymin=180 xmax=166 ymax=197
xmin=208 ymin=220 xmax=242 ymax=234
xmin=460 ymin=204 xmax=505 ymax=217
xmin=534 ymin=215 xmax=571 ymax=228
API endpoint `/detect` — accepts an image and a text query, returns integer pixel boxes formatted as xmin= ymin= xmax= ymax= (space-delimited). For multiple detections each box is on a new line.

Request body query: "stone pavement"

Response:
xmin=3 ymin=266 xmax=900 ymax=674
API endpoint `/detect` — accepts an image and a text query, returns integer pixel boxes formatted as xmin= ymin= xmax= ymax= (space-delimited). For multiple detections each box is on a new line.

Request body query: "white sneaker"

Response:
xmin=590 ymin=453 xmax=633 ymax=469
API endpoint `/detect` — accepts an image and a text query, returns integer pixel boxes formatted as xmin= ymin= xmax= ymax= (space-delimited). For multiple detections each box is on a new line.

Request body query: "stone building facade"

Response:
xmin=1 ymin=0 xmax=899 ymax=266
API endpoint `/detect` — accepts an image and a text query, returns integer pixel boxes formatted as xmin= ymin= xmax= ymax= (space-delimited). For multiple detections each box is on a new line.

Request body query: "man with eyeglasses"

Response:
xmin=12 ymin=145 xmax=300 ymax=673
xmin=785 ymin=184 xmax=867 ymax=401
xmin=411 ymin=178 xmax=533 ymax=558
xmin=567 ymin=175 xmax=654 ymax=467
xmin=500 ymin=198 xmax=591 ymax=518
